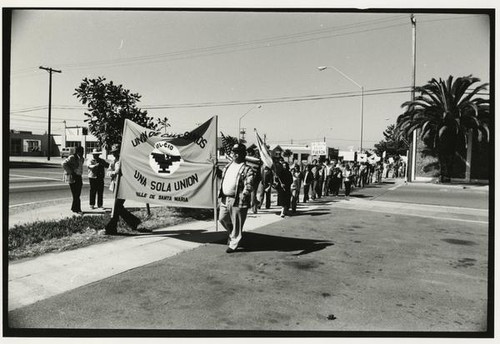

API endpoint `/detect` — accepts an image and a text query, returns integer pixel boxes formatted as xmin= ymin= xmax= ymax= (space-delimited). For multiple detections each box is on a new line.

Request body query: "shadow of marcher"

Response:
xmin=348 ymin=194 xmax=373 ymax=199
xmin=116 ymin=229 xmax=228 ymax=244
xmin=110 ymin=227 xmax=332 ymax=256
xmin=289 ymin=210 xmax=331 ymax=217
xmin=238 ymin=231 xmax=333 ymax=256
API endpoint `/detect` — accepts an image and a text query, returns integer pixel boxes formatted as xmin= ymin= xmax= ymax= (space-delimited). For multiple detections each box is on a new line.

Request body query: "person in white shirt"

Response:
xmin=62 ymin=146 xmax=85 ymax=214
xmin=218 ymin=143 xmax=255 ymax=253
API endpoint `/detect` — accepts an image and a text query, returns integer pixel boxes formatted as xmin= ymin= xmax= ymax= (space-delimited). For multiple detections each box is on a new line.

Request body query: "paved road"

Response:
xmin=7 ymin=181 xmax=490 ymax=333
xmin=9 ymin=166 xmax=114 ymax=207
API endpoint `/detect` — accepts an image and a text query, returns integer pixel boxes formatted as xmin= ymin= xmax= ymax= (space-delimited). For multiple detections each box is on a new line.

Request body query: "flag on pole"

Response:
xmin=220 ymin=132 xmax=237 ymax=162
xmin=116 ymin=117 xmax=217 ymax=209
xmin=254 ymin=129 xmax=274 ymax=170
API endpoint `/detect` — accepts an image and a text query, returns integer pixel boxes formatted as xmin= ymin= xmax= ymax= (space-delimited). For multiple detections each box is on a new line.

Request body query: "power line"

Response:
xmin=9 ymin=87 xmax=489 ymax=115
xmin=9 ymin=86 xmax=411 ymax=115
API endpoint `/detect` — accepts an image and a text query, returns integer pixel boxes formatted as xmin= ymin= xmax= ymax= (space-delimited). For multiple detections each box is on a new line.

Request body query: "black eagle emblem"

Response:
xmin=151 ymin=152 xmax=182 ymax=174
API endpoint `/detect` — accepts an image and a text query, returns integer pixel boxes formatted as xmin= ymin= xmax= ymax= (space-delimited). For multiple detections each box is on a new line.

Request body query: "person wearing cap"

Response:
xmin=275 ymin=160 xmax=293 ymax=217
xmin=218 ymin=143 xmax=255 ymax=253
xmin=104 ymin=143 xmax=141 ymax=235
xmin=258 ymin=165 xmax=273 ymax=209
xmin=87 ymin=148 xmax=109 ymax=209
xmin=302 ymin=164 xmax=313 ymax=203
xmin=331 ymin=163 xmax=343 ymax=197
xmin=62 ymin=146 xmax=85 ymax=214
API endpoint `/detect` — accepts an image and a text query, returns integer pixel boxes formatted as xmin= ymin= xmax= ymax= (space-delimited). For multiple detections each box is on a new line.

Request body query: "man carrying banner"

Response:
xmin=218 ymin=143 xmax=255 ymax=253
xmin=105 ymin=143 xmax=141 ymax=235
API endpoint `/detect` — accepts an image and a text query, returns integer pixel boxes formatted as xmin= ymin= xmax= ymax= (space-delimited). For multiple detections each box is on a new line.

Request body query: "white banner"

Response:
xmin=116 ymin=118 xmax=217 ymax=208
xmin=255 ymin=129 xmax=274 ymax=170
xmin=357 ymin=153 xmax=368 ymax=162
xmin=311 ymin=141 xmax=327 ymax=155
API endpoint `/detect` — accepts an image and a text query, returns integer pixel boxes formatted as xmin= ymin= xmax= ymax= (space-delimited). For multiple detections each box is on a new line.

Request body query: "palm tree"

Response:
xmin=395 ymin=75 xmax=489 ymax=182
xmin=157 ymin=117 xmax=171 ymax=134
xmin=282 ymin=149 xmax=293 ymax=163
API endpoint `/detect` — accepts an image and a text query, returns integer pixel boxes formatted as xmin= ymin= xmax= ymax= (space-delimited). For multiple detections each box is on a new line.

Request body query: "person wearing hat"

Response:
xmin=331 ymin=163 xmax=343 ymax=197
xmin=62 ymin=146 xmax=85 ymax=214
xmin=104 ymin=143 xmax=141 ymax=234
xmin=86 ymin=148 xmax=109 ymax=209
xmin=218 ymin=143 xmax=255 ymax=253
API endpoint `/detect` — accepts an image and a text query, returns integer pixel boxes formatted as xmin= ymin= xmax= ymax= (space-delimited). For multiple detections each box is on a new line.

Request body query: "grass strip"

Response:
xmin=8 ymin=207 xmax=214 ymax=261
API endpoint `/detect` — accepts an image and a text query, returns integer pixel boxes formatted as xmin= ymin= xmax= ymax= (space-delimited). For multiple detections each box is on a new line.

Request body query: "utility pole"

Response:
xmin=409 ymin=14 xmax=417 ymax=181
xmin=39 ymin=66 xmax=61 ymax=161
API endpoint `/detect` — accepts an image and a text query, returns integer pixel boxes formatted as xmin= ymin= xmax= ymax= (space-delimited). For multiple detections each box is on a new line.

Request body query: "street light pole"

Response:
xmin=238 ymin=105 xmax=262 ymax=142
xmin=409 ymin=14 xmax=417 ymax=182
xmin=39 ymin=66 xmax=61 ymax=161
xmin=318 ymin=65 xmax=364 ymax=152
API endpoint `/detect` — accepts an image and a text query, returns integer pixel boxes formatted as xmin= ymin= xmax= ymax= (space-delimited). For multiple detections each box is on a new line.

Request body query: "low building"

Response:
xmin=9 ymin=130 xmax=59 ymax=157
xmin=62 ymin=126 xmax=100 ymax=157
xmin=275 ymin=144 xmax=310 ymax=164
xmin=267 ymin=143 xmax=339 ymax=165
xmin=9 ymin=126 xmax=102 ymax=158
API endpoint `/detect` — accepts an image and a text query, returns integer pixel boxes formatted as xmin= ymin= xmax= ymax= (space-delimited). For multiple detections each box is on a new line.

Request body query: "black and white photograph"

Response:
xmin=3 ymin=1 xmax=495 ymax=341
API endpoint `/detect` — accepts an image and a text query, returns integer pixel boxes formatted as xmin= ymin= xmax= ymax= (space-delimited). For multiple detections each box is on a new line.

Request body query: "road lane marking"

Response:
xmin=10 ymin=174 xmax=64 ymax=182
xmin=391 ymin=212 xmax=488 ymax=224
xmin=388 ymin=183 xmax=405 ymax=191
xmin=333 ymin=200 xmax=488 ymax=224
xmin=9 ymin=197 xmax=75 ymax=208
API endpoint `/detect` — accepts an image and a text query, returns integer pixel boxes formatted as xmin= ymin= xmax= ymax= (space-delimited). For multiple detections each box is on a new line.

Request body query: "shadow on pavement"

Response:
xmin=122 ymin=229 xmax=227 ymax=244
xmin=238 ymin=232 xmax=333 ymax=256
xmin=118 ymin=228 xmax=333 ymax=256
xmin=288 ymin=209 xmax=331 ymax=217
xmin=347 ymin=194 xmax=373 ymax=199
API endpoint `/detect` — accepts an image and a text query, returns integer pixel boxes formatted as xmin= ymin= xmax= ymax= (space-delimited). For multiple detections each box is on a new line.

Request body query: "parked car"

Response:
xmin=60 ymin=147 xmax=75 ymax=158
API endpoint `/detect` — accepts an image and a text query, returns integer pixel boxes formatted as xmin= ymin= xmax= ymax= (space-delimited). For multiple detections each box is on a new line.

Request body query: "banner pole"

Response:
xmin=214 ymin=115 xmax=219 ymax=232
xmin=111 ymin=166 xmax=121 ymax=218
xmin=111 ymin=121 xmax=127 ymax=218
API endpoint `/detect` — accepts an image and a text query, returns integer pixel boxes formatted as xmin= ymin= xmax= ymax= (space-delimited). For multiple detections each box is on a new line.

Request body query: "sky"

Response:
xmin=7 ymin=4 xmax=492 ymax=151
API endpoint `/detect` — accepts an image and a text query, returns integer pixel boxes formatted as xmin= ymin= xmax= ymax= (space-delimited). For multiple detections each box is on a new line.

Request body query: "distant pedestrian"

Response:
xmin=246 ymin=149 xmax=262 ymax=214
xmin=302 ymin=164 xmax=313 ymax=203
xmin=359 ymin=162 xmax=367 ymax=188
xmin=275 ymin=161 xmax=292 ymax=217
xmin=87 ymin=148 xmax=109 ymax=209
xmin=62 ymin=146 xmax=85 ymax=214
xmin=258 ymin=165 xmax=273 ymax=209
xmin=323 ymin=159 xmax=334 ymax=196
xmin=315 ymin=162 xmax=324 ymax=198
xmin=290 ymin=165 xmax=301 ymax=213
xmin=105 ymin=144 xmax=141 ymax=235
xmin=311 ymin=160 xmax=320 ymax=200
xmin=218 ymin=143 xmax=255 ymax=253
xmin=343 ymin=164 xmax=354 ymax=197
xmin=331 ymin=164 xmax=343 ymax=196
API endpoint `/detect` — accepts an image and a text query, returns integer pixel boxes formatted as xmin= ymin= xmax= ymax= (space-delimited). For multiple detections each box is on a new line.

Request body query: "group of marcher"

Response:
xmin=61 ymin=140 xmax=402 ymax=254
xmin=217 ymin=143 xmax=408 ymax=253
xmin=62 ymin=144 xmax=140 ymax=235
xmin=250 ymin=157 xmax=392 ymax=218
